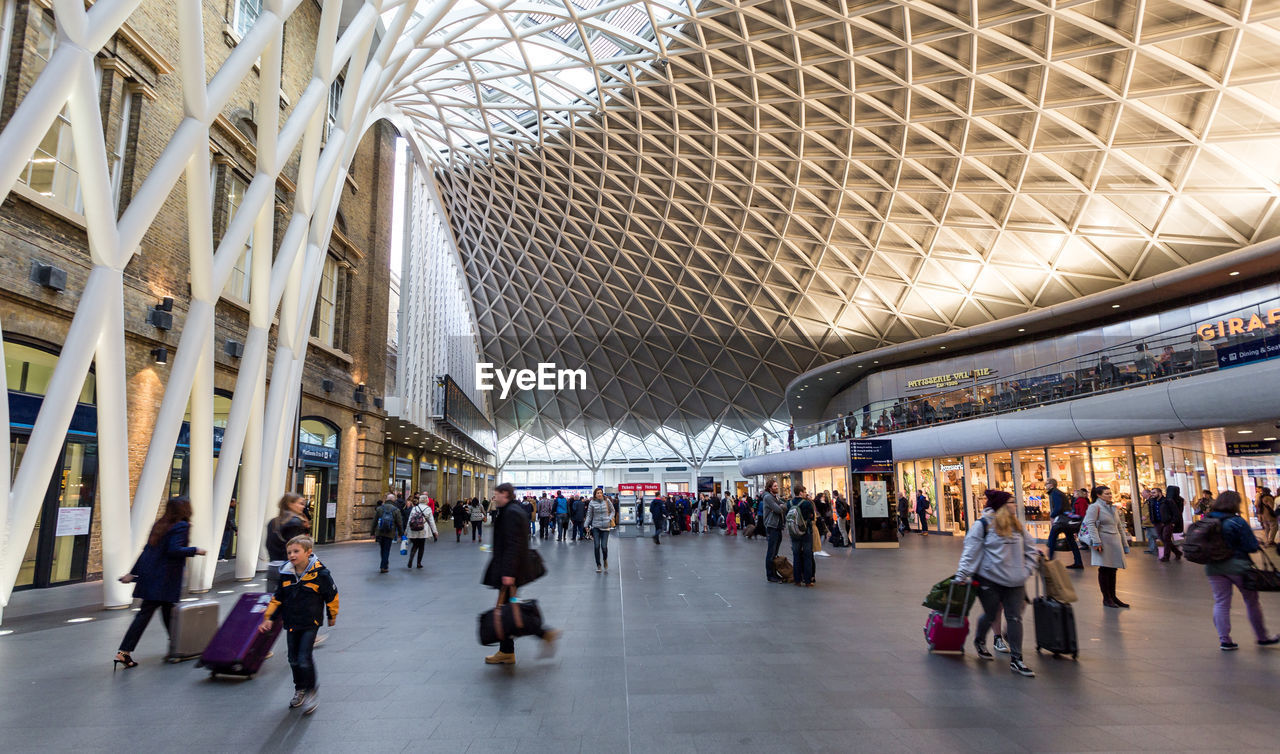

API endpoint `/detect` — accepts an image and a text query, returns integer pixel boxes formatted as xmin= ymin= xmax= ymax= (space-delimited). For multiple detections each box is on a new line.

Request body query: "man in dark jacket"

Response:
xmin=650 ymin=496 xmax=665 ymax=544
xmin=762 ymin=479 xmax=787 ymax=582
xmin=371 ymin=497 xmax=403 ymax=573
xmin=915 ymin=490 xmax=931 ymax=535
xmin=570 ymin=495 xmax=587 ymax=542
xmin=897 ymin=493 xmax=910 ymax=534
xmin=483 ymin=483 xmax=559 ymax=665
xmin=1045 ymin=479 xmax=1083 ymax=569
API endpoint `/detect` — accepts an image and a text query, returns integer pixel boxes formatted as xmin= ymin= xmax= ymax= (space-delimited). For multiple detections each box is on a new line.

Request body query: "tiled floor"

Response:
xmin=2 ymin=528 xmax=1279 ymax=753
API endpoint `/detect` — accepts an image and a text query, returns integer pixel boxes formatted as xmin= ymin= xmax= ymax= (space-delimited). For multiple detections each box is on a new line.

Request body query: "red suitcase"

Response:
xmin=198 ymin=593 xmax=281 ymax=679
xmin=925 ymin=580 xmax=972 ymax=653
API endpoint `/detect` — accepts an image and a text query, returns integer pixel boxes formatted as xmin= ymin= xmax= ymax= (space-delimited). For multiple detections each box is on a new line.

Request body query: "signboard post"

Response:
xmin=848 ymin=439 xmax=898 ymax=549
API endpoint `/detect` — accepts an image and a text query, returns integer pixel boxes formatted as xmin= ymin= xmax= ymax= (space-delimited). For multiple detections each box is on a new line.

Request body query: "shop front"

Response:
xmin=297 ymin=418 xmax=340 ymax=543
xmin=7 ymin=340 xmax=98 ymax=590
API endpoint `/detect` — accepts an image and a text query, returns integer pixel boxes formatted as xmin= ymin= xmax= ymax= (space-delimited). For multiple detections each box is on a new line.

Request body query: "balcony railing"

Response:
xmin=743 ymin=296 xmax=1280 ymax=458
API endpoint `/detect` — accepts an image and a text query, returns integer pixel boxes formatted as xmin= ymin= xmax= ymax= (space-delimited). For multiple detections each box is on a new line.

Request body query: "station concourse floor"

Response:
xmin=2 ymin=528 xmax=1279 ymax=753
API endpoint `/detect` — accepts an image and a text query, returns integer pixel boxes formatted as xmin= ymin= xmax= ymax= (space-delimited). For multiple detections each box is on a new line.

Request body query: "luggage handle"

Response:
xmin=942 ymin=578 xmax=973 ymax=624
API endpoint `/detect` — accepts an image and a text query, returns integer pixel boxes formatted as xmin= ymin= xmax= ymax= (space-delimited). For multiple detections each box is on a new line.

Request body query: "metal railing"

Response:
xmin=743 ymin=295 xmax=1280 ymax=458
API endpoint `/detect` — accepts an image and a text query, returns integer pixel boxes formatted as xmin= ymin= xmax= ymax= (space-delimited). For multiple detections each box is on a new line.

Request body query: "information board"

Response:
xmin=55 ymin=507 xmax=92 ymax=537
xmin=860 ymin=481 xmax=888 ymax=519
xmin=849 ymin=439 xmax=893 ymax=473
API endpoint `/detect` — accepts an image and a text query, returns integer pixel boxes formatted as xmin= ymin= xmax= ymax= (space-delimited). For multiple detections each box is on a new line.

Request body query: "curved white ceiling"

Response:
xmin=396 ymin=0 xmax=1280 ymax=464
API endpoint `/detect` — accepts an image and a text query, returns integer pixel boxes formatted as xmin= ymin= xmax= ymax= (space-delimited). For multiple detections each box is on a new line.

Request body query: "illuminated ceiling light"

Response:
xmin=1111 ymin=304 xmax=1120 ymax=309
xmin=939 ymin=346 xmax=946 ymax=350
xmin=1265 ymin=437 xmax=1277 ymax=441
xmin=1018 ymin=328 xmax=1025 ymax=333
xmin=1229 ymin=271 xmax=1240 ymax=276
xmin=1238 ymin=430 xmax=1253 ymax=434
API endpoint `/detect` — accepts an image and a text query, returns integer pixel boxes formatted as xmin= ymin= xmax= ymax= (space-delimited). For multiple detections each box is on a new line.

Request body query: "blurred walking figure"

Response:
xmin=266 ymin=493 xmax=310 ymax=592
xmin=113 ymin=497 xmax=205 ymax=669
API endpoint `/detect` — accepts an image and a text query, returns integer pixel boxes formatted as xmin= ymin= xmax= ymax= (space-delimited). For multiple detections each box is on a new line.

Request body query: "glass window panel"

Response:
xmin=234 ymin=0 xmax=261 ymax=38
xmin=221 ymin=173 xmax=253 ymax=300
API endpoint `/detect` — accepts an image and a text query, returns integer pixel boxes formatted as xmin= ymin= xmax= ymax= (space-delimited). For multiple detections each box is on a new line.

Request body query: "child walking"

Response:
xmin=260 ymin=535 xmax=339 ymax=714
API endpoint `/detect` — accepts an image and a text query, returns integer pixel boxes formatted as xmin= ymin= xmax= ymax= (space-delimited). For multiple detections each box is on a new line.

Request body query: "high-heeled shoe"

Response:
xmin=113 ymin=652 xmax=138 ymax=671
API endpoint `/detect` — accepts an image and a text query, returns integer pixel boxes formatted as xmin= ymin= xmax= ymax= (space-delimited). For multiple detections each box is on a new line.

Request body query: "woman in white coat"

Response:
xmin=1082 ymin=485 xmax=1130 ymax=609
xmin=405 ymin=494 xmax=437 ymax=569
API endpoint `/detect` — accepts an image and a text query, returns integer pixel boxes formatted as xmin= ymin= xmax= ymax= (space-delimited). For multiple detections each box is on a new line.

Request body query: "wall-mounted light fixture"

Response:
xmin=354 ymin=412 xmax=365 ymax=425
xmin=224 ymin=339 xmax=244 ymax=358
xmin=151 ymin=347 xmax=168 ymax=365
xmin=321 ymin=379 xmax=335 ymax=393
xmin=148 ymin=297 xmax=174 ymax=330
xmin=353 ymin=383 xmax=367 ymax=404
xmin=30 ymin=261 xmax=67 ymax=291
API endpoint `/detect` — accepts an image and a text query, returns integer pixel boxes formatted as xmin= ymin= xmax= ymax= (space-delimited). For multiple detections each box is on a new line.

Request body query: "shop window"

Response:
xmin=299 ymin=418 xmax=339 ymax=448
xmin=219 ymin=172 xmax=253 ymax=301
xmin=233 ymin=0 xmax=261 ymax=39
xmin=4 ymin=340 xmax=95 ymax=404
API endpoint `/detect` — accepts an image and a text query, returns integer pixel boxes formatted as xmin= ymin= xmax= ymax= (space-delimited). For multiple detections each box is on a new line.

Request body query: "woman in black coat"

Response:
xmin=114 ymin=497 xmax=205 ymax=669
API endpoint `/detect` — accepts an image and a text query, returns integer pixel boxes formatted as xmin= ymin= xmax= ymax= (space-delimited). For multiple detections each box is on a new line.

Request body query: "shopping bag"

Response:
xmin=399 ymin=537 xmax=408 ymax=556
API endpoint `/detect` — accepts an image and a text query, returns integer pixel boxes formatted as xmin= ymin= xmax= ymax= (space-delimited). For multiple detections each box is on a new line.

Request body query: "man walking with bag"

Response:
xmin=482 ymin=483 xmax=559 ymax=665
xmin=1045 ymin=479 xmax=1083 ymax=569
xmin=370 ymin=496 xmax=403 ymax=574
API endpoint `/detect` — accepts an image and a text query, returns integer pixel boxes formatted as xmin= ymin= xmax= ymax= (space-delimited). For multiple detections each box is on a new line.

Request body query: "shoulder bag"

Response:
xmin=1242 ymin=550 xmax=1280 ymax=592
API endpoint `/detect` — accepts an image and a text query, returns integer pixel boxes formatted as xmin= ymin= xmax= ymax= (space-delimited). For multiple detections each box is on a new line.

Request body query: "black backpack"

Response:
xmin=1182 ymin=518 xmax=1233 ymax=564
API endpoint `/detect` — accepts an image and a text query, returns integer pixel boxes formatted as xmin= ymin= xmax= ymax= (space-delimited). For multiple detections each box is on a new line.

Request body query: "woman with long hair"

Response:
xmin=585 ymin=487 xmax=614 ymax=572
xmin=1082 ymin=485 xmax=1129 ymax=608
xmin=954 ymin=489 xmax=1038 ymax=677
xmin=113 ymin=497 xmax=205 ymax=669
xmin=267 ymin=492 xmax=310 ymax=593
xmin=1203 ymin=491 xmax=1279 ymax=650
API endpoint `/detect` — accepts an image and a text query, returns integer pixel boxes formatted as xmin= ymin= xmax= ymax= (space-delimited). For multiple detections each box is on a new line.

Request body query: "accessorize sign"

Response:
xmin=1196 ymin=309 xmax=1280 ymax=340
xmin=906 ymin=367 xmax=993 ymax=389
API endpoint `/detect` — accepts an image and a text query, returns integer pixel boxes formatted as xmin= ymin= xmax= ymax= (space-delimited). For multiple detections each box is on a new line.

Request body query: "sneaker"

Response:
xmin=1220 ymin=642 xmax=1239 ymax=651
xmin=289 ymin=690 xmax=306 ymax=708
xmin=302 ymin=688 xmax=319 ymax=715
xmin=974 ymin=643 xmax=994 ymax=661
xmin=1066 ymin=564 xmax=1084 ymax=570
xmin=539 ymin=629 xmax=561 ymax=659
xmin=596 ymin=566 xmax=602 ymax=573
xmin=1258 ymin=636 xmax=1280 ymax=646
xmin=814 ymin=551 xmax=831 ymax=558
xmin=993 ymin=636 xmax=1010 ymax=654
xmin=379 ymin=568 xmax=388 ymax=574
xmin=485 ymin=651 xmax=516 ymax=664
xmin=1010 ymin=658 xmax=1035 ymax=677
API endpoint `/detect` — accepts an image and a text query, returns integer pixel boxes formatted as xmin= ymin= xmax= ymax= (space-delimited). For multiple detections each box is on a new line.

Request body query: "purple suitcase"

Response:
xmin=197 ymin=593 xmax=281 ymax=678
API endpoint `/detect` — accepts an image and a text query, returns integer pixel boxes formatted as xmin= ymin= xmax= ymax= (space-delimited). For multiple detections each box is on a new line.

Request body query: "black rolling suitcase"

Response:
xmin=1033 ymin=571 xmax=1078 ymax=659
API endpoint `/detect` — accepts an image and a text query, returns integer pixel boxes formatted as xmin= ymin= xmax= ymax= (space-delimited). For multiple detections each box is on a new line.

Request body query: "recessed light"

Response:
xmin=940 ymin=346 xmax=946 ymax=350
xmin=873 ymin=361 xmax=879 ymax=364
xmin=1265 ymin=437 xmax=1277 ymax=441
xmin=1018 ymin=328 xmax=1025 ymax=333
xmin=1229 ymin=271 xmax=1240 ymax=276
xmin=1111 ymin=304 xmax=1120 ymax=309
xmin=1238 ymin=430 xmax=1253 ymax=434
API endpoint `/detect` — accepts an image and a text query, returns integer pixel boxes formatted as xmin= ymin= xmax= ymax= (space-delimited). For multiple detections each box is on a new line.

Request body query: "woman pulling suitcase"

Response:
xmin=954 ymin=490 xmax=1039 ymax=677
xmin=114 ymin=497 xmax=206 ymax=669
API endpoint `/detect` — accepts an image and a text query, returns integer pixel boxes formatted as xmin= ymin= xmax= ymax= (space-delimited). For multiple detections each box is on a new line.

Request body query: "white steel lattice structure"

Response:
xmin=438 ymin=0 xmax=1280 ymax=466
xmin=6 ymin=0 xmax=1280 ymax=614
xmin=0 ymin=0 xmax=673 ymax=619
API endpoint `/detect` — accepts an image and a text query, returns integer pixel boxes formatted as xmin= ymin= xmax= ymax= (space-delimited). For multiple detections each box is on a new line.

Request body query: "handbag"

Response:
xmin=1243 ymin=551 xmax=1280 ymax=592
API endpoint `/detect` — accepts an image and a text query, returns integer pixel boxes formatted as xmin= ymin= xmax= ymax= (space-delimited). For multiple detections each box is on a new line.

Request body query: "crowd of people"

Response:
xmin=102 ymin=475 xmax=1280 ymax=711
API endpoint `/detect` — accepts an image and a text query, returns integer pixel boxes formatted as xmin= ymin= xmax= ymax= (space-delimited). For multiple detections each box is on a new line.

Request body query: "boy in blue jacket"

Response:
xmin=260 ymin=535 xmax=339 ymax=714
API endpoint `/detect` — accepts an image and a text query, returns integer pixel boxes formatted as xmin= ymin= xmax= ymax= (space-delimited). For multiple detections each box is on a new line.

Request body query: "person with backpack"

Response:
xmin=405 ymin=494 xmax=437 ymax=569
xmin=371 ymin=496 xmax=404 ymax=573
xmin=787 ymin=485 xmax=816 ymax=587
xmin=1196 ymin=490 xmax=1279 ymax=650
xmin=1256 ymin=487 xmax=1276 ymax=546
xmin=954 ymin=489 xmax=1039 ymax=677
xmin=469 ymin=497 xmax=487 ymax=543
xmin=554 ymin=492 xmax=570 ymax=541
xmin=1158 ymin=486 xmax=1184 ymax=562
xmin=1081 ymin=485 xmax=1129 ymax=608
xmin=113 ymin=497 xmax=206 ymax=669
xmin=762 ymin=479 xmax=787 ymax=583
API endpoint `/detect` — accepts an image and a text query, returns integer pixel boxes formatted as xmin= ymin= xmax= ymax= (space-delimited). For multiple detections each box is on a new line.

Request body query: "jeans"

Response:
xmin=1143 ymin=527 xmax=1159 ymax=554
xmin=407 ymin=537 xmax=426 ymax=567
xmin=1208 ymin=572 xmax=1270 ymax=643
xmin=286 ymin=627 xmax=318 ymax=690
xmin=119 ymin=600 xmax=174 ymax=652
xmin=765 ymin=526 xmax=783 ymax=580
xmin=1047 ymin=522 xmax=1082 ymax=566
xmin=1159 ymin=524 xmax=1182 ymax=559
xmin=557 ymin=514 xmax=569 ymax=539
xmin=592 ymin=527 xmax=610 ymax=567
xmin=975 ymin=583 xmax=1026 ymax=658
xmin=219 ymin=526 xmax=235 ymax=560
xmin=471 ymin=521 xmax=483 ymax=541
xmin=539 ymin=517 xmax=551 ymax=539
xmin=790 ymin=534 xmax=814 ymax=584
xmin=377 ymin=536 xmax=393 ymax=570
xmin=572 ymin=520 xmax=586 ymax=541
